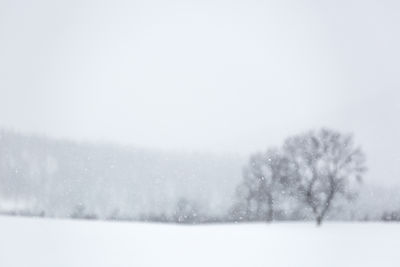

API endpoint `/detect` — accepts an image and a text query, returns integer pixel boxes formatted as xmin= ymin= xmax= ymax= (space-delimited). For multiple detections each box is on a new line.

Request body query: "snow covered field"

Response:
xmin=0 ymin=216 xmax=399 ymax=267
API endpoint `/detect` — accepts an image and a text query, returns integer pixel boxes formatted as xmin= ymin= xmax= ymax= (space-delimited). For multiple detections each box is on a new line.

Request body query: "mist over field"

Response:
xmin=0 ymin=129 xmax=398 ymax=223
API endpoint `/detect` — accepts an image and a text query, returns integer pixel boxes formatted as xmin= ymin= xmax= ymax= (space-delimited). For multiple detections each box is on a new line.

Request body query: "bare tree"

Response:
xmin=283 ymin=128 xmax=366 ymax=225
xmin=233 ymin=149 xmax=290 ymax=222
xmin=173 ymin=198 xmax=200 ymax=224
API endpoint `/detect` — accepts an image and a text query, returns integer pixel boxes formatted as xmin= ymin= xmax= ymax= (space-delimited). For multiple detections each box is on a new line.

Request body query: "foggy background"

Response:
xmin=0 ymin=0 xmax=399 ymax=219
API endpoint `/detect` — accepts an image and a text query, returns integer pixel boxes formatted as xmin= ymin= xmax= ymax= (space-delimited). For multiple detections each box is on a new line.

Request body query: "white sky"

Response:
xmin=0 ymin=0 xmax=399 ymax=184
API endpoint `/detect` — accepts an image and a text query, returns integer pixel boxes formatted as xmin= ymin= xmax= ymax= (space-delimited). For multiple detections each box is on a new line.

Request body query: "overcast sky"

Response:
xmin=0 ymin=0 xmax=399 ymax=184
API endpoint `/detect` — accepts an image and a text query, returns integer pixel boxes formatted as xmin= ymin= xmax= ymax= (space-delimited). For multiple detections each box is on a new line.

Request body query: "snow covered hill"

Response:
xmin=0 ymin=215 xmax=399 ymax=267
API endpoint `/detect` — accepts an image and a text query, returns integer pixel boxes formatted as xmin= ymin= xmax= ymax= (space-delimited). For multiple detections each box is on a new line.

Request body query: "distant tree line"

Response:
xmin=8 ymin=127 xmax=400 ymax=225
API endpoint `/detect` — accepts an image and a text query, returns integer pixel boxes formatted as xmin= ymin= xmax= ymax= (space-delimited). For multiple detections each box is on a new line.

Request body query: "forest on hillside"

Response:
xmin=1 ymin=129 xmax=399 ymax=225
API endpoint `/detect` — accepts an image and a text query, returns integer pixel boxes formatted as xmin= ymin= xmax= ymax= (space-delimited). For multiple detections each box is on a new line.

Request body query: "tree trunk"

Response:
xmin=316 ymin=216 xmax=323 ymax=226
xmin=266 ymin=193 xmax=274 ymax=222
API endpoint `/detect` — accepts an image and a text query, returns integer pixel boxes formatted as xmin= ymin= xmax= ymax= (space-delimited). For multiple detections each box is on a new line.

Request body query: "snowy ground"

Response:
xmin=0 ymin=216 xmax=399 ymax=267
